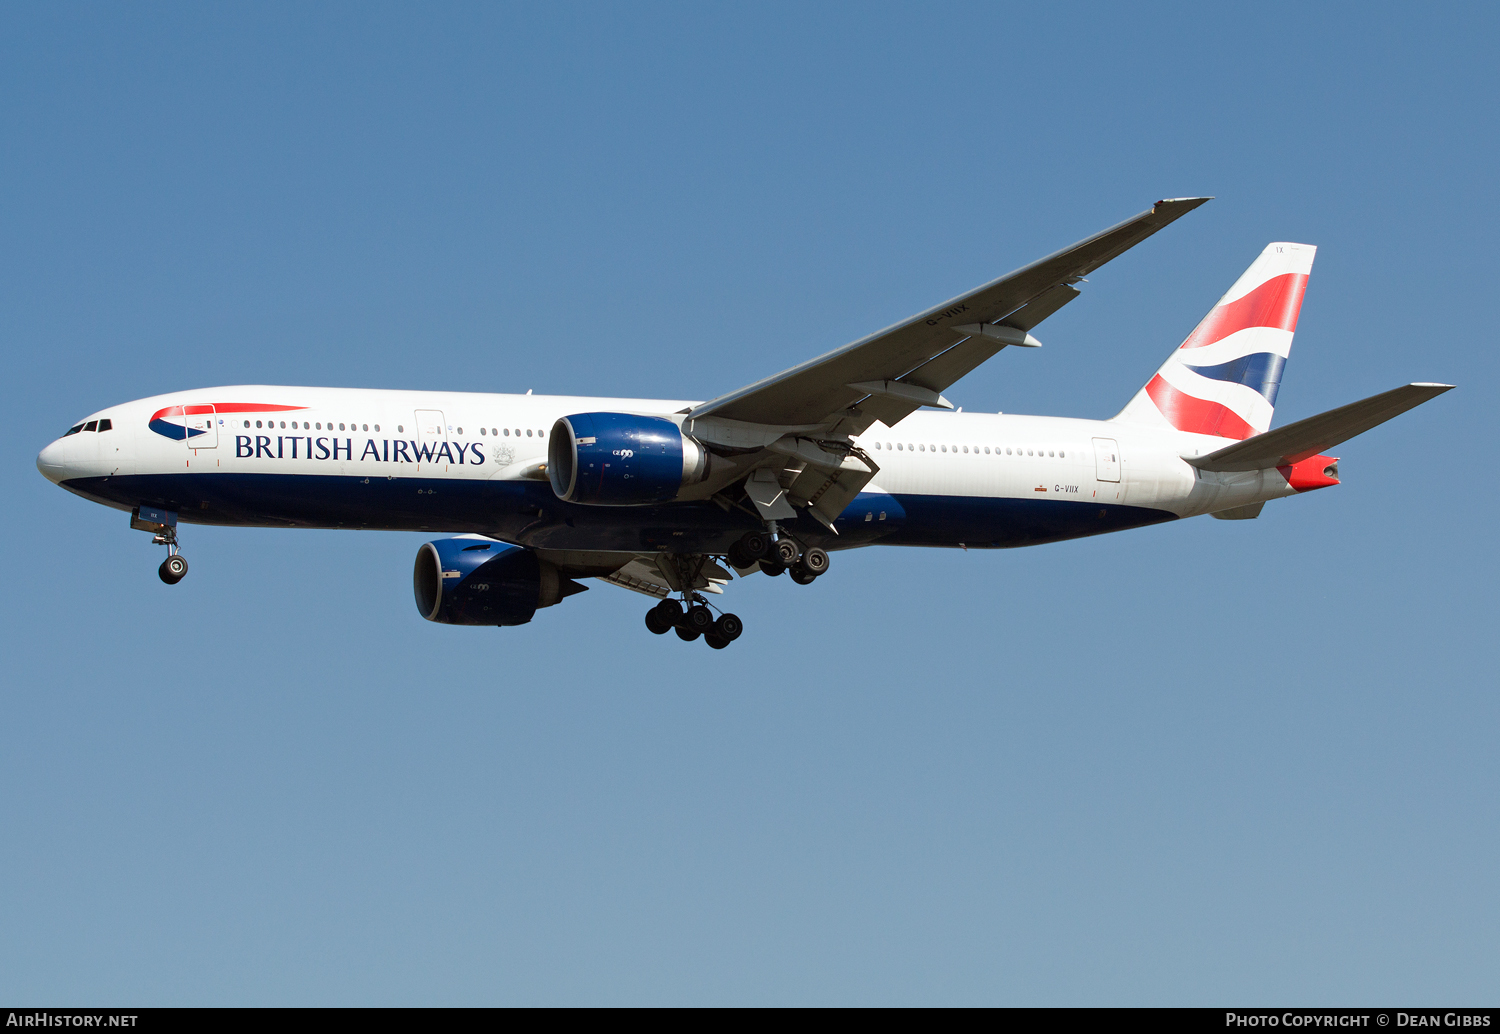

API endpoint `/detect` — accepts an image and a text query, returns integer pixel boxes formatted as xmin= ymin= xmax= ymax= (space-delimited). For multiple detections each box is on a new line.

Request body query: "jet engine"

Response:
xmin=413 ymin=538 xmax=585 ymax=626
xmin=548 ymin=413 xmax=709 ymax=505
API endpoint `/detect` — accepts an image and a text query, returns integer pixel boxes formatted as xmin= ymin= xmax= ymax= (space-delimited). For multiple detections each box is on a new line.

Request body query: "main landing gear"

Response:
xmin=727 ymin=529 xmax=829 ymax=585
xmin=642 ymin=529 xmax=830 ymax=647
xmin=644 ymin=596 xmax=744 ymax=650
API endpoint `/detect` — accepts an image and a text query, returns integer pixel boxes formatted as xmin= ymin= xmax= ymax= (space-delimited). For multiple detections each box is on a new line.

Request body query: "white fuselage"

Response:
xmin=37 ymin=385 xmax=1307 ymax=547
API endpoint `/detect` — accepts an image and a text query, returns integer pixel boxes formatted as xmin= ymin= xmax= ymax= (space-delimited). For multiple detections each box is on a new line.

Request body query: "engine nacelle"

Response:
xmin=548 ymin=412 xmax=709 ymax=505
xmin=413 ymin=538 xmax=583 ymax=626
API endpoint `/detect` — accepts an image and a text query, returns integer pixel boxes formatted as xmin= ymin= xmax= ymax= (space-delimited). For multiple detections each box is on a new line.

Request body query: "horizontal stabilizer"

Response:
xmin=1187 ymin=383 xmax=1454 ymax=472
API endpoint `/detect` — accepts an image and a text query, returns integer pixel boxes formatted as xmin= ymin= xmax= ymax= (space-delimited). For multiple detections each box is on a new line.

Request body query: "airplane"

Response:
xmin=35 ymin=198 xmax=1452 ymax=647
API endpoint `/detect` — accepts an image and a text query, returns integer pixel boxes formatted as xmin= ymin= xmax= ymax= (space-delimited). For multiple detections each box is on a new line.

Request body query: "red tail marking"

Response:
xmin=1179 ymin=272 xmax=1309 ymax=350
xmin=1145 ymin=375 xmax=1257 ymax=440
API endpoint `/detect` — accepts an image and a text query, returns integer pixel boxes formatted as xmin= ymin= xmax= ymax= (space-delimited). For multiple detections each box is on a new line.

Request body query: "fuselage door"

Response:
xmin=415 ymin=409 xmax=447 ymax=467
xmin=1092 ymin=437 xmax=1120 ymax=482
xmin=184 ymin=404 xmax=217 ymax=448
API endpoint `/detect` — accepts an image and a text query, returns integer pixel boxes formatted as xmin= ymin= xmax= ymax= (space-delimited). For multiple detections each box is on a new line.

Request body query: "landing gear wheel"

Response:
xmin=158 ymin=555 xmax=188 ymax=585
xmin=645 ymin=609 xmax=672 ymax=635
xmin=759 ymin=559 xmax=784 ymax=577
xmin=801 ymin=547 xmax=829 ymax=575
xmin=740 ymin=531 xmax=770 ymax=560
xmin=685 ymin=605 xmax=715 ymax=634
xmin=714 ymin=613 xmax=743 ymax=642
xmin=653 ymin=598 xmax=683 ymax=624
xmin=729 ymin=531 xmax=769 ymax=569
xmin=774 ymin=538 xmax=799 ymax=566
xmin=790 ymin=564 xmax=817 ymax=585
xmin=703 ymin=633 xmax=729 ymax=650
xmin=675 ymin=625 xmax=701 ymax=642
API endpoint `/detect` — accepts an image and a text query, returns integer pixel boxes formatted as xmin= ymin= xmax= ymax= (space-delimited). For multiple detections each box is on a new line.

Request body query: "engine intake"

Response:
xmin=548 ymin=412 xmax=708 ymax=505
xmin=413 ymin=538 xmax=585 ymax=626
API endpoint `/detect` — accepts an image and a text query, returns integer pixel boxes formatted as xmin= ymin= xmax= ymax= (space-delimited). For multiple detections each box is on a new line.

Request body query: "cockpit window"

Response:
xmin=63 ymin=423 xmax=84 ymax=436
xmin=97 ymin=419 xmax=112 ymax=432
xmin=83 ymin=421 xmax=98 ymax=432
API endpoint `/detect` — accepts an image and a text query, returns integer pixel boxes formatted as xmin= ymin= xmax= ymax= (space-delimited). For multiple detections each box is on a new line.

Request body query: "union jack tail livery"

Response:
xmin=1116 ymin=242 xmax=1316 ymax=440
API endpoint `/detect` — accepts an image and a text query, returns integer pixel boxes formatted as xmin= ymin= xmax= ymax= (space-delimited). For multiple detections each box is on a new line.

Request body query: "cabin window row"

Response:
xmin=244 ymin=420 xmax=381 ymax=432
xmin=236 ymin=420 xmax=547 ymax=438
xmin=870 ymin=441 xmax=1067 ymax=458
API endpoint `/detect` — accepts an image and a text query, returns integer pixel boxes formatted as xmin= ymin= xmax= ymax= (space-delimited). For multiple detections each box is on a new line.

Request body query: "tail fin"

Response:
xmin=1115 ymin=242 xmax=1316 ymax=439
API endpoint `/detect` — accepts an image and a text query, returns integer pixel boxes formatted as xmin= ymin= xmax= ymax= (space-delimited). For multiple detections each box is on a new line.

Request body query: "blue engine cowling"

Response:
xmin=548 ymin=412 xmax=709 ymax=505
xmin=413 ymin=538 xmax=584 ymax=626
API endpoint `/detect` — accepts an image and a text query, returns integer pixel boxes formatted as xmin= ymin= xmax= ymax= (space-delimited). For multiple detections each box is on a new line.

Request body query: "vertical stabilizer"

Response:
xmin=1115 ymin=242 xmax=1316 ymax=439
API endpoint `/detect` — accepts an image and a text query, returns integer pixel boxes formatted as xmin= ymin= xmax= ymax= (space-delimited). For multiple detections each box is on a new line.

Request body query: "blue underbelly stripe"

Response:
xmin=57 ymin=473 xmax=1177 ymax=552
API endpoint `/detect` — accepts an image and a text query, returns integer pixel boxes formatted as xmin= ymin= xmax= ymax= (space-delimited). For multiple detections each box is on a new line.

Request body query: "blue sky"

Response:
xmin=2 ymin=2 xmax=1495 ymax=1005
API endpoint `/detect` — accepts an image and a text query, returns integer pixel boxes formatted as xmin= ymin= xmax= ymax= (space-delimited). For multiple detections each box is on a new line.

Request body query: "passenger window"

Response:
xmin=374 ymin=424 xmax=380 ymax=432
xmin=504 ymin=428 xmax=510 ymax=436
xmin=527 ymin=429 xmax=533 ymax=437
xmin=363 ymin=424 xmax=369 ymax=432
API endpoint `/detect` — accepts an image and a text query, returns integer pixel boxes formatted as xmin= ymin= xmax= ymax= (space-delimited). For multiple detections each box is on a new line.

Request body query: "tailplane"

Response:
xmin=1115 ymin=242 xmax=1316 ymax=439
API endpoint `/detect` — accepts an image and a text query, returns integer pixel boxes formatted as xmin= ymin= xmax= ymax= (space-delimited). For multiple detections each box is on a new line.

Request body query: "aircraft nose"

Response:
xmin=36 ymin=441 xmax=67 ymax=484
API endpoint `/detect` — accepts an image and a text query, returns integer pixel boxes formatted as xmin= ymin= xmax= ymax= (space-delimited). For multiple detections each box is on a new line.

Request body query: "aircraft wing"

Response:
xmin=688 ymin=197 xmax=1212 ymax=431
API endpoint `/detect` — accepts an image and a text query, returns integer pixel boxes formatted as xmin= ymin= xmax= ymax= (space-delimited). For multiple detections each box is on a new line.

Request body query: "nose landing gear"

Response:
xmin=159 ymin=552 xmax=189 ymax=585
xmin=131 ymin=506 xmax=189 ymax=585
